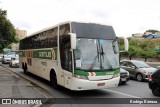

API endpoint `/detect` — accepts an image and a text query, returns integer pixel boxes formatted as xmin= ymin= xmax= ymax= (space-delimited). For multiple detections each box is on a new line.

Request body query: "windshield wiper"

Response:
xmin=89 ymin=41 xmax=100 ymax=70
xmin=100 ymin=44 xmax=114 ymax=70
xmin=89 ymin=39 xmax=115 ymax=71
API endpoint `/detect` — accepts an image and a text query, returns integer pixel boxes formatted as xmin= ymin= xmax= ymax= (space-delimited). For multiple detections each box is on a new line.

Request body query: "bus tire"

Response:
xmin=50 ymin=70 xmax=59 ymax=89
xmin=24 ymin=63 xmax=28 ymax=74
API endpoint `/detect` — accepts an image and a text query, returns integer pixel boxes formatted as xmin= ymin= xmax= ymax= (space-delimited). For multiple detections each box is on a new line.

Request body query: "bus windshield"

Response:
xmin=74 ymin=38 xmax=119 ymax=71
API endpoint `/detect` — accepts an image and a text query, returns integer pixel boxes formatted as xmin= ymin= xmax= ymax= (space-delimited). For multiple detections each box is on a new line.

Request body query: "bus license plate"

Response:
xmin=97 ymin=83 xmax=105 ymax=86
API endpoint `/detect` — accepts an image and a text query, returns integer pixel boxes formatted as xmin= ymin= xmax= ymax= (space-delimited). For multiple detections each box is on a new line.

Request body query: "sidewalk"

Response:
xmin=0 ymin=65 xmax=45 ymax=107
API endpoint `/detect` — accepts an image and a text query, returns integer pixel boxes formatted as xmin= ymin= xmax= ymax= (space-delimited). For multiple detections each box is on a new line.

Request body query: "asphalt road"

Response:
xmin=1 ymin=62 xmax=160 ymax=107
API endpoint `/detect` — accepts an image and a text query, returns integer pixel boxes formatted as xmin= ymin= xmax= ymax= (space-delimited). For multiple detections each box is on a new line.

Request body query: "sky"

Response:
xmin=0 ymin=0 xmax=160 ymax=37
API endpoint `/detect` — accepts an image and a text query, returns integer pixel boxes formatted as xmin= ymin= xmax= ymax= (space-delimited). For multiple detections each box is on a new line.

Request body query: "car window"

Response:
xmin=120 ymin=61 xmax=127 ymax=66
xmin=132 ymin=61 xmax=150 ymax=68
xmin=127 ymin=62 xmax=135 ymax=67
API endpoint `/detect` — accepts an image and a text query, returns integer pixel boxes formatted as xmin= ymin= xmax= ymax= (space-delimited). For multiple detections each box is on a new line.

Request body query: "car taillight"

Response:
xmin=149 ymin=75 xmax=152 ymax=81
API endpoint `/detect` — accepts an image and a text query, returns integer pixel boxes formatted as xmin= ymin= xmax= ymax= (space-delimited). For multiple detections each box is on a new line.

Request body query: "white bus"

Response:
xmin=19 ymin=21 xmax=128 ymax=90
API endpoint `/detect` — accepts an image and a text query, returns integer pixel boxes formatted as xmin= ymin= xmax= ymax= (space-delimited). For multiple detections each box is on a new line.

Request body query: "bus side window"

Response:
xmin=60 ymin=36 xmax=72 ymax=72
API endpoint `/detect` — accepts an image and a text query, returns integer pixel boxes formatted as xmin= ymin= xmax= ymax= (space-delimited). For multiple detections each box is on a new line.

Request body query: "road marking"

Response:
xmin=105 ymin=89 xmax=141 ymax=98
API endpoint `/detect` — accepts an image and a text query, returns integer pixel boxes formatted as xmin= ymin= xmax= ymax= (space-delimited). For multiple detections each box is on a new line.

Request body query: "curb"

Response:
xmin=0 ymin=63 xmax=54 ymax=107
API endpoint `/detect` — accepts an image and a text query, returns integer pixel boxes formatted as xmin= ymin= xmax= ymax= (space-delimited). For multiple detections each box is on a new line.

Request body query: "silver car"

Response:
xmin=9 ymin=56 xmax=19 ymax=68
xmin=2 ymin=54 xmax=12 ymax=64
xmin=119 ymin=68 xmax=130 ymax=84
xmin=0 ymin=54 xmax=3 ymax=62
xmin=120 ymin=60 xmax=157 ymax=81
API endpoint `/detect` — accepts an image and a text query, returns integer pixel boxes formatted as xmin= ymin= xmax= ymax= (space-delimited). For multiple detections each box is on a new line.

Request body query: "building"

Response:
xmin=15 ymin=28 xmax=27 ymax=39
xmin=11 ymin=28 xmax=27 ymax=50
xmin=132 ymin=33 xmax=144 ymax=40
xmin=155 ymin=32 xmax=160 ymax=35
xmin=144 ymin=32 xmax=152 ymax=36
xmin=146 ymin=34 xmax=160 ymax=39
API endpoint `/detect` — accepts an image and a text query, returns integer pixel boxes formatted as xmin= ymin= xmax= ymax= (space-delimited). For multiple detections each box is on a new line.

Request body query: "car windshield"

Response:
xmin=74 ymin=38 xmax=119 ymax=71
xmin=132 ymin=61 xmax=150 ymax=68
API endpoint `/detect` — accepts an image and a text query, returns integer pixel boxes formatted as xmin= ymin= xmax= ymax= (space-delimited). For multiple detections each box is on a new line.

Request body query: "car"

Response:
xmin=0 ymin=54 xmax=3 ymax=62
xmin=2 ymin=54 xmax=12 ymax=64
xmin=148 ymin=69 xmax=160 ymax=96
xmin=119 ymin=68 xmax=130 ymax=84
xmin=120 ymin=60 xmax=157 ymax=82
xmin=9 ymin=56 xmax=19 ymax=68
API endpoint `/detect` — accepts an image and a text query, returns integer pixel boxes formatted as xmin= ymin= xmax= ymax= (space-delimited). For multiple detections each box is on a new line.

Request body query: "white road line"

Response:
xmin=105 ymin=89 xmax=141 ymax=98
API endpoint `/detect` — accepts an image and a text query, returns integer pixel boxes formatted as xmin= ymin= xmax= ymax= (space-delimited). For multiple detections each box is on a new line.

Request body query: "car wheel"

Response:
xmin=151 ymin=84 xmax=160 ymax=96
xmin=136 ymin=73 xmax=143 ymax=82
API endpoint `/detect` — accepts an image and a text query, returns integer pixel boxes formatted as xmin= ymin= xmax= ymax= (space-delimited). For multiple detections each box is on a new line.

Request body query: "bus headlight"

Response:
xmin=113 ymin=73 xmax=120 ymax=78
xmin=74 ymin=74 xmax=88 ymax=80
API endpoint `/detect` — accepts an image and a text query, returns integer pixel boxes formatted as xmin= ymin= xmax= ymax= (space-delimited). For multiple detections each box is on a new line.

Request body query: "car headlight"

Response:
xmin=144 ymin=71 xmax=148 ymax=75
xmin=127 ymin=72 xmax=129 ymax=76
xmin=74 ymin=74 xmax=88 ymax=80
xmin=12 ymin=62 xmax=15 ymax=64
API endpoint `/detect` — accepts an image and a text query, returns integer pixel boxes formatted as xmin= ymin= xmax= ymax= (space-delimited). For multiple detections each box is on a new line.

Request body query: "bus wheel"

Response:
xmin=24 ymin=64 xmax=28 ymax=74
xmin=50 ymin=71 xmax=59 ymax=89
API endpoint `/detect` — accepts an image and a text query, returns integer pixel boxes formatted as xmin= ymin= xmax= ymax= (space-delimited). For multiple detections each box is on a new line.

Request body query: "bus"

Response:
xmin=19 ymin=21 xmax=128 ymax=90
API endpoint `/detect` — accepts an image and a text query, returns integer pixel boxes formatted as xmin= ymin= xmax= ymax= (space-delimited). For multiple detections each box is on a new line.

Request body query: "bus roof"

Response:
xmin=22 ymin=21 xmax=115 ymax=40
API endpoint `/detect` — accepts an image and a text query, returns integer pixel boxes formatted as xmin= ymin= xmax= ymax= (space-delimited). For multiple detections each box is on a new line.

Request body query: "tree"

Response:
xmin=145 ymin=29 xmax=159 ymax=34
xmin=0 ymin=9 xmax=19 ymax=52
xmin=140 ymin=47 xmax=157 ymax=62
xmin=118 ymin=37 xmax=142 ymax=60
xmin=139 ymin=39 xmax=158 ymax=61
xmin=0 ymin=8 xmax=7 ymax=16
xmin=127 ymin=45 xmax=142 ymax=60
xmin=118 ymin=37 xmax=159 ymax=61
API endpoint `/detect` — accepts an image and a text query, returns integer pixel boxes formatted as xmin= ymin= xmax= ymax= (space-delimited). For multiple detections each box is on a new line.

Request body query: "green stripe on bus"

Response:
xmin=74 ymin=68 xmax=120 ymax=76
xmin=19 ymin=48 xmax=57 ymax=60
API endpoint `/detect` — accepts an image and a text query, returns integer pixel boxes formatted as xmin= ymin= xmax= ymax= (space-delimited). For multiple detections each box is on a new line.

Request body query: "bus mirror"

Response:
xmin=119 ymin=37 xmax=129 ymax=52
xmin=124 ymin=37 xmax=129 ymax=51
xmin=69 ymin=33 xmax=77 ymax=50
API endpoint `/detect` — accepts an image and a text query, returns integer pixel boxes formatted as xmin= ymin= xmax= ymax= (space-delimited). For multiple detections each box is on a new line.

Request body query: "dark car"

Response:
xmin=148 ymin=69 xmax=160 ymax=96
xmin=119 ymin=68 xmax=130 ymax=84
xmin=120 ymin=60 xmax=157 ymax=81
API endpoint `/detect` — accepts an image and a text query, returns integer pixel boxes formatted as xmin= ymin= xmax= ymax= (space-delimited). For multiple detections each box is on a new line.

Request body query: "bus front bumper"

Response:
xmin=70 ymin=77 xmax=120 ymax=90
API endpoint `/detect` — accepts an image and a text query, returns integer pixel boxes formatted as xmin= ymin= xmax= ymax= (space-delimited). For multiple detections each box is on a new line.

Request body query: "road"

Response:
xmin=0 ymin=62 xmax=160 ymax=107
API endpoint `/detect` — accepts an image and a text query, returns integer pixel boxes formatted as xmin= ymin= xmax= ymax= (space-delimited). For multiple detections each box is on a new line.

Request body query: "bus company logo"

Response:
xmin=2 ymin=99 xmax=11 ymax=104
xmin=106 ymin=72 xmax=114 ymax=75
xmin=89 ymin=72 xmax=96 ymax=76
xmin=39 ymin=51 xmax=52 ymax=58
xmin=25 ymin=51 xmax=33 ymax=58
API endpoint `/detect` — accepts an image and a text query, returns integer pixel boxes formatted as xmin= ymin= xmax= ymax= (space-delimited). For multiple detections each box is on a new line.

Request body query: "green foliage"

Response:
xmin=146 ymin=29 xmax=159 ymax=34
xmin=0 ymin=8 xmax=19 ymax=52
xmin=139 ymin=47 xmax=157 ymax=61
xmin=119 ymin=37 xmax=158 ymax=61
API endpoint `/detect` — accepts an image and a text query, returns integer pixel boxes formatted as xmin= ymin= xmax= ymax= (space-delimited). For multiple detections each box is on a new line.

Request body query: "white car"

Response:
xmin=119 ymin=68 xmax=130 ymax=84
xmin=2 ymin=54 xmax=12 ymax=64
xmin=0 ymin=54 xmax=3 ymax=62
xmin=9 ymin=56 xmax=19 ymax=67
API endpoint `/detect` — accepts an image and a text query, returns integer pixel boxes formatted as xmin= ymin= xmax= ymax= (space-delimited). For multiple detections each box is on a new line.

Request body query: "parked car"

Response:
xmin=9 ymin=56 xmax=19 ymax=68
xmin=119 ymin=68 xmax=130 ymax=84
xmin=2 ymin=54 xmax=12 ymax=64
xmin=120 ymin=60 xmax=157 ymax=81
xmin=0 ymin=54 xmax=3 ymax=62
xmin=148 ymin=69 xmax=160 ymax=96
